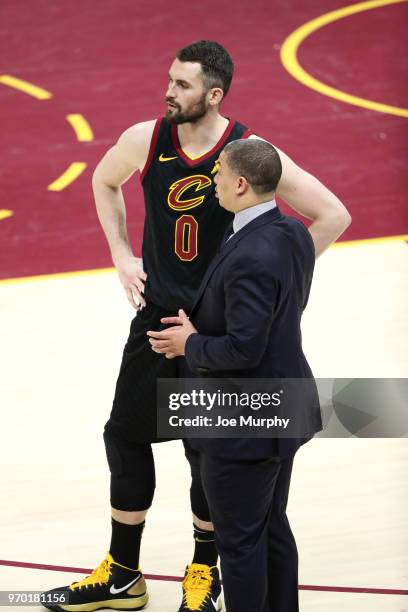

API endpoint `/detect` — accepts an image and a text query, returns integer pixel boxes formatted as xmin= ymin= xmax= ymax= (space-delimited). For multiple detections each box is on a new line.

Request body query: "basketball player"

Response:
xmin=42 ymin=41 xmax=350 ymax=612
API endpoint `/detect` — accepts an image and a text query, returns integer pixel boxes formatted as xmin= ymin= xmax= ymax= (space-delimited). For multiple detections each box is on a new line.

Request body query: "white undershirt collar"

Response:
xmin=232 ymin=199 xmax=277 ymax=235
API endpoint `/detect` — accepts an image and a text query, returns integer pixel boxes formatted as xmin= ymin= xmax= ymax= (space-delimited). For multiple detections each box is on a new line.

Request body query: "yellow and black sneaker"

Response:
xmin=178 ymin=563 xmax=222 ymax=612
xmin=41 ymin=552 xmax=148 ymax=611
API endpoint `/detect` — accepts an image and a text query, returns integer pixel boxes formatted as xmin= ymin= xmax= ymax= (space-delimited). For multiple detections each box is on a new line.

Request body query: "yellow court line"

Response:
xmin=0 ymin=234 xmax=406 ymax=286
xmin=0 ymin=209 xmax=14 ymax=221
xmin=47 ymin=162 xmax=87 ymax=191
xmin=280 ymin=0 xmax=408 ymax=118
xmin=0 ymin=75 xmax=52 ymax=99
xmin=333 ymin=233 xmax=408 ymax=247
xmin=1 ymin=77 xmax=92 ymax=190
xmin=0 ymin=267 xmax=116 ymax=287
xmin=66 ymin=114 xmax=94 ymax=142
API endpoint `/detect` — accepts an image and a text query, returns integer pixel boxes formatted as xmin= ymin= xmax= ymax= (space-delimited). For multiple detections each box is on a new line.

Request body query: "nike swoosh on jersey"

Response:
xmin=211 ymin=594 xmax=222 ymax=610
xmin=159 ymin=153 xmax=178 ymax=162
xmin=109 ymin=575 xmax=141 ymax=595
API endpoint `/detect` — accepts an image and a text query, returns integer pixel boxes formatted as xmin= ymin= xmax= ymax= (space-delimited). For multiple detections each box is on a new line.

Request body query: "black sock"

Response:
xmin=109 ymin=518 xmax=145 ymax=570
xmin=192 ymin=523 xmax=218 ymax=567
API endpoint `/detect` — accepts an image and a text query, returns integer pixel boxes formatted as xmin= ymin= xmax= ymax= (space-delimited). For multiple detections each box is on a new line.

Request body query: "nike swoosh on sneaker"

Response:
xmin=159 ymin=153 xmax=177 ymax=162
xmin=109 ymin=575 xmax=141 ymax=595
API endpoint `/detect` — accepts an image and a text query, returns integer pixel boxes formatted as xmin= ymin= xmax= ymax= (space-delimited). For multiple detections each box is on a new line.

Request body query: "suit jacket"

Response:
xmin=184 ymin=206 xmax=322 ymax=459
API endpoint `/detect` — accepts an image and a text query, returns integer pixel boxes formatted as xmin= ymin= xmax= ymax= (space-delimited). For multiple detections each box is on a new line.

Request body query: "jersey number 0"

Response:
xmin=174 ymin=215 xmax=198 ymax=261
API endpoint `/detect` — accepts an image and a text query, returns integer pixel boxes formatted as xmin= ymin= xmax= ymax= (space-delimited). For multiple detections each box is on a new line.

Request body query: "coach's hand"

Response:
xmin=115 ymin=255 xmax=147 ymax=309
xmin=147 ymin=310 xmax=197 ymax=358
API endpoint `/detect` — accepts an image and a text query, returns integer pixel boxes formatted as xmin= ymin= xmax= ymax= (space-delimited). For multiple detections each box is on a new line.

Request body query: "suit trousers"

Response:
xmin=200 ymin=453 xmax=299 ymax=612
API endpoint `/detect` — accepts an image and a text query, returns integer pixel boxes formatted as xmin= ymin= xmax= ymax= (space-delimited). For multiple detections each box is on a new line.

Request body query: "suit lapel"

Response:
xmin=190 ymin=207 xmax=282 ymax=314
xmin=190 ymin=240 xmax=236 ymax=314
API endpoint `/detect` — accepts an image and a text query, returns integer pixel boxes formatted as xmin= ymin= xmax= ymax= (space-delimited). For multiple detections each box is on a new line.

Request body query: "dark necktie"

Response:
xmin=220 ymin=224 xmax=234 ymax=251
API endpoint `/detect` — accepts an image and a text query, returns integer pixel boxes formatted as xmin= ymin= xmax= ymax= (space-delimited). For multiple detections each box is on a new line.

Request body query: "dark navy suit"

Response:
xmin=184 ymin=206 xmax=322 ymax=612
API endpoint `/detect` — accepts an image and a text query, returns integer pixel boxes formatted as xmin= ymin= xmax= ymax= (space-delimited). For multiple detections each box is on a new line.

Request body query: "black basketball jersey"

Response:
xmin=140 ymin=117 xmax=251 ymax=311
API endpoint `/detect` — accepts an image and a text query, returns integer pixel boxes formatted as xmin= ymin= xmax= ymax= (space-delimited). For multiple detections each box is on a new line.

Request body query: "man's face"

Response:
xmin=165 ymin=59 xmax=210 ymax=124
xmin=214 ymin=151 xmax=239 ymax=211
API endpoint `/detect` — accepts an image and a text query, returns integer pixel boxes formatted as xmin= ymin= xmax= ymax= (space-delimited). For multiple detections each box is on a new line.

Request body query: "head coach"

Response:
xmin=148 ymin=138 xmax=323 ymax=612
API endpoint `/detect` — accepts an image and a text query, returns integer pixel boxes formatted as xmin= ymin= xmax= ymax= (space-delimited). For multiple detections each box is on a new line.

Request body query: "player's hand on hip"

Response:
xmin=115 ymin=255 xmax=147 ymax=309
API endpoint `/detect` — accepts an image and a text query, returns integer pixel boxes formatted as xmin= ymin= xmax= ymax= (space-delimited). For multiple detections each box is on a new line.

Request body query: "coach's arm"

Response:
xmin=184 ymin=254 xmax=279 ymax=373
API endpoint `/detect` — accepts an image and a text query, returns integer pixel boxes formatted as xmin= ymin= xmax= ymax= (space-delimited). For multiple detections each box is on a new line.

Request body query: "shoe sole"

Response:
xmin=42 ymin=593 xmax=149 ymax=611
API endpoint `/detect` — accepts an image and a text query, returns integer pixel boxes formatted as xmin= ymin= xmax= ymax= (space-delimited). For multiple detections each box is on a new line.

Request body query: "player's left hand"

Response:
xmin=147 ymin=309 xmax=197 ymax=358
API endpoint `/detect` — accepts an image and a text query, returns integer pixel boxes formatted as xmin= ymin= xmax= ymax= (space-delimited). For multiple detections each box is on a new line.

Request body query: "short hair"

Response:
xmin=223 ymin=139 xmax=282 ymax=194
xmin=176 ymin=40 xmax=234 ymax=97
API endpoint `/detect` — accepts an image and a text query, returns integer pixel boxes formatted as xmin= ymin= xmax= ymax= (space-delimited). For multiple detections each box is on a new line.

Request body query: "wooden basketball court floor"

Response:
xmin=0 ymin=237 xmax=407 ymax=611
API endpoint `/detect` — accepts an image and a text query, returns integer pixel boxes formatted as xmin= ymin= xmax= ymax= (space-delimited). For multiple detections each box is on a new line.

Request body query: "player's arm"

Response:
xmin=92 ymin=120 xmax=155 ymax=308
xmin=249 ymin=135 xmax=351 ymax=257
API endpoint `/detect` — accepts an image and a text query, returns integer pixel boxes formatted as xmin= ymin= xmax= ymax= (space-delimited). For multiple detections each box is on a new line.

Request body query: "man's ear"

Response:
xmin=208 ymin=87 xmax=224 ymax=106
xmin=236 ymin=176 xmax=249 ymax=195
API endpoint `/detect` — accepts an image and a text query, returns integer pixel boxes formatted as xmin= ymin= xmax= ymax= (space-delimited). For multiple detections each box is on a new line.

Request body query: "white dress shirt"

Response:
xmin=231 ymin=199 xmax=277 ymax=237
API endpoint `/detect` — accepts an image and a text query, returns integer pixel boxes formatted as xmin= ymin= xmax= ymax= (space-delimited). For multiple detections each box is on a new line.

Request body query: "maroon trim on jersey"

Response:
xmin=171 ymin=118 xmax=235 ymax=167
xmin=241 ymin=128 xmax=253 ymax=139
xmin=140 ymin=118 xmax=163 ymax=183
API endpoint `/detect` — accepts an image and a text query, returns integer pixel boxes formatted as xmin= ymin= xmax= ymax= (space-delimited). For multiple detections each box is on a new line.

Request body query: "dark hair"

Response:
xmin=223 ymin=139 xmax=282 ymax=194
xmin=176 ymin=40 xmax=234 ymax=97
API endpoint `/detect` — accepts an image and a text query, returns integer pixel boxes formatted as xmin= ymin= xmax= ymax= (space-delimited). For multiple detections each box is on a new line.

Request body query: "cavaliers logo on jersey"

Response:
xmin=167 ymin=175 xmax=212 ymax=211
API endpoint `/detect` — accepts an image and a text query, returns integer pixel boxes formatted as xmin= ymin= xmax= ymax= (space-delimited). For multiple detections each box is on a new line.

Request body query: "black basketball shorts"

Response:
xmin=104 ymin=301 xmax=182 ymax=444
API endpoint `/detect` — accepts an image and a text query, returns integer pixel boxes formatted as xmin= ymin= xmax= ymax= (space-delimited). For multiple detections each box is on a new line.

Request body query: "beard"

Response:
xmin=165 ymin=92 xmax=208 ymax=124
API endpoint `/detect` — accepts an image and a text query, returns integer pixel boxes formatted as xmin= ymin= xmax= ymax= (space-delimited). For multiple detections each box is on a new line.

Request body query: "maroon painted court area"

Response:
xmin=0 ymin=0 xmax=407 ymax=279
